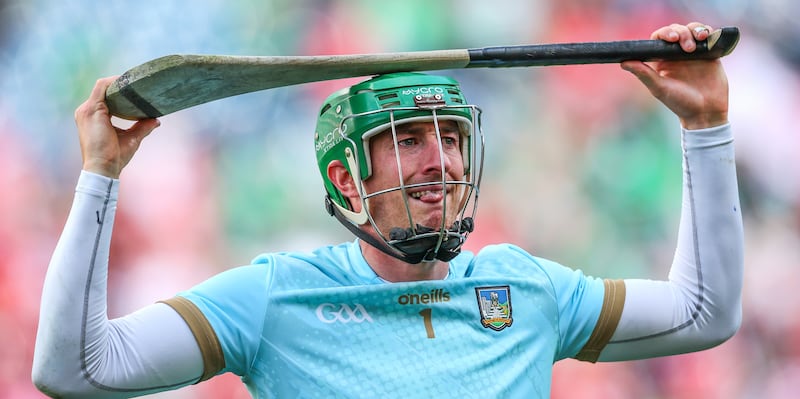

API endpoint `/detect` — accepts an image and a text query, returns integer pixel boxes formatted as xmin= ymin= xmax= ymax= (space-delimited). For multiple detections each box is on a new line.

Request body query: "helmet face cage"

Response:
xmin=315 ymin=73 xmax=484 ymax=263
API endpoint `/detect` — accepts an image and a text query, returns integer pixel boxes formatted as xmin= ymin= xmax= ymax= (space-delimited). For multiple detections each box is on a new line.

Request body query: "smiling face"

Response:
xmin=317 ymin=73 xmax=483 ymax=263
xmin=361 ymin=119 xmax=467 ymax=237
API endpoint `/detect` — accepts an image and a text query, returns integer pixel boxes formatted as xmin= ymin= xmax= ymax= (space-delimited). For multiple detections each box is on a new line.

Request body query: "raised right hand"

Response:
xmin=75 ymin=76 xmax=160 ymax=179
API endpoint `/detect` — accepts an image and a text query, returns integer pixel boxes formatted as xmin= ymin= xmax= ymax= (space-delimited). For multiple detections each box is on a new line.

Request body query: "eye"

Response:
xmin=397 ymin=137 xmax=416 ymax=147
xmin=442 ymin=136 xmax=458 ymax=146
xmin=438 ymin=124 xmax=461 ymax=147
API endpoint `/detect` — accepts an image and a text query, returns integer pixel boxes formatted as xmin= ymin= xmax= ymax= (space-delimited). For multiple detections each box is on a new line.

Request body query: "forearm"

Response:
xmin=600 ymin=123 xmax=743 ymax=361
xmin=32 ymin=171 xmax=203 ymax=398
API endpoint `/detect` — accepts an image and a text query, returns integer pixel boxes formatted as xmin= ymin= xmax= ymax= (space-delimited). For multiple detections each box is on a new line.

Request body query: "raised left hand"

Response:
xmin=621 ymin=22 xmax=729 ymax=130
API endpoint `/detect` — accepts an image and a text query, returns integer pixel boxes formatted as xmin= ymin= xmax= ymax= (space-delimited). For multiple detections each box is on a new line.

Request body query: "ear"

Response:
xmin=327 ymin=160 xmax=362 ymax=212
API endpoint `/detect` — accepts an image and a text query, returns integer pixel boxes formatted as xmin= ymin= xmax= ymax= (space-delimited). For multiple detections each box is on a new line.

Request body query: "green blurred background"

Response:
xmin=1 ymin=0 xmax=798 ymax=398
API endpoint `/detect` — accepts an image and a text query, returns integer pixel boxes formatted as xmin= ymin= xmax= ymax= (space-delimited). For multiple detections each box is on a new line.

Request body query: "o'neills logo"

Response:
xmin=397 ymin=289 xmax=450 ymax=305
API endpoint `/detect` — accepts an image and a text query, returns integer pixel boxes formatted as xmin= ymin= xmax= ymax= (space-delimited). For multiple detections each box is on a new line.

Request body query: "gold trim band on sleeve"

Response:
xmin=574 ymin=279 xmax=626 ymax=362
xmin=159 ymin=296 xmax=226 ymax=382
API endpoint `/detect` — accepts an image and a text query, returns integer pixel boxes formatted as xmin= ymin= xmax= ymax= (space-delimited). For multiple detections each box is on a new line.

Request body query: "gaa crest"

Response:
xmin=475 ymin=286 xmax=513 ymax=331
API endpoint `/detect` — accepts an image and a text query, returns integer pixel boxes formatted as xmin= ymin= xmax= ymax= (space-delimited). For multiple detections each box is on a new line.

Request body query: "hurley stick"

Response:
xmin=106 ymin=26 xmax=739 ymax=120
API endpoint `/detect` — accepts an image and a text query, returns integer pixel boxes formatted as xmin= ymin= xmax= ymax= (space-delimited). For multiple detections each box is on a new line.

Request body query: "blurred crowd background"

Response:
xmin=1 ymin=0 xmax=798 ymax=398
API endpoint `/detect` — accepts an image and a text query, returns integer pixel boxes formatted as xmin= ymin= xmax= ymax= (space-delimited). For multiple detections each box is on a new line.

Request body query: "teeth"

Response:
xmin=410 ymin=190 xmax=440 ymax=199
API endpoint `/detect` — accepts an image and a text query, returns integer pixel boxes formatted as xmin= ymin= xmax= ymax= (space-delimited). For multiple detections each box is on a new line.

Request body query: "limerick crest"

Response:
xmin=475 ymin=286 xmax=513 ymax=331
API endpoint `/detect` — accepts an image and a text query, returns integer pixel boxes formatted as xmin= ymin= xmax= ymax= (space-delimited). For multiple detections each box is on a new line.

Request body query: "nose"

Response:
xmin=419 ymin=130 xmax=453 ymax=176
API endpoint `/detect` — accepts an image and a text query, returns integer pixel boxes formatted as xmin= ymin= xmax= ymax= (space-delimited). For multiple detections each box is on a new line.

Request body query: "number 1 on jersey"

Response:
xmin=418 ymin=308 xmax=435 ymax=339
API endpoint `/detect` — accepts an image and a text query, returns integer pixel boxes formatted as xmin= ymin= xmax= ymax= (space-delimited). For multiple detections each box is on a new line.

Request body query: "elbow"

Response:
xmin=32 ymin=363 xmax=63 ymax=398
xmin=32 ymin=348 xmax=80 ymax=398
xmin=709 ymin=285 xmax=744 ymax=347
xmin=696 ymin=305 xmax=742 ymax=351
xmin=717 ymin=306 xmax=742 ymax=344
xmin=32 ymin=373 xmax=88 ymax=399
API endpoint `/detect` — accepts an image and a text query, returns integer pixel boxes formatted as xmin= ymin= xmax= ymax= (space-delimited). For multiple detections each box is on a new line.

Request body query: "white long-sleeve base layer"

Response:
xmin=32 ymin=124 xmax=743 ymax=398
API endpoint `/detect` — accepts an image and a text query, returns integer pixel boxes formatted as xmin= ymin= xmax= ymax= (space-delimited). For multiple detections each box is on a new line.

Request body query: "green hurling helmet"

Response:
xmin=315 ymin=72 xmax=484 ymax=264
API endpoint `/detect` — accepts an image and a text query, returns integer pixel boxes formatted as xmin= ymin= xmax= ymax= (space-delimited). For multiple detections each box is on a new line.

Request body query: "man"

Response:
xmin=33 ymin=22 xmax=743 ymax=398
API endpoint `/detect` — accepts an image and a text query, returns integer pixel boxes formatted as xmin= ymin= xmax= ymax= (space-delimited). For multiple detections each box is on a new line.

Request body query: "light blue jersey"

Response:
xmin=176 ymin=240 xmax=609 ymax=398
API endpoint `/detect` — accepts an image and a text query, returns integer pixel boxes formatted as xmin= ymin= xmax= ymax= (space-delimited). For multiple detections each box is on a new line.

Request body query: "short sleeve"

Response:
xmin=176 ymin=263 xmax=272 ymax=376
xmin=512 ymin=248 xmax=609 ymax=361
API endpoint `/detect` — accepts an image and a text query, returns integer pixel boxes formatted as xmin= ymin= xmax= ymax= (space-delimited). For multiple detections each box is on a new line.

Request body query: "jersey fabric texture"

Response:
xmin=170 ymin=240 xmax=619 ymax=398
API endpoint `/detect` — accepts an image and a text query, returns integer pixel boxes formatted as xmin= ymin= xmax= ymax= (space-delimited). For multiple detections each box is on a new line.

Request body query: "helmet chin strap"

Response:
xmin=325 ymin=195 xmax=474 ymax=264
